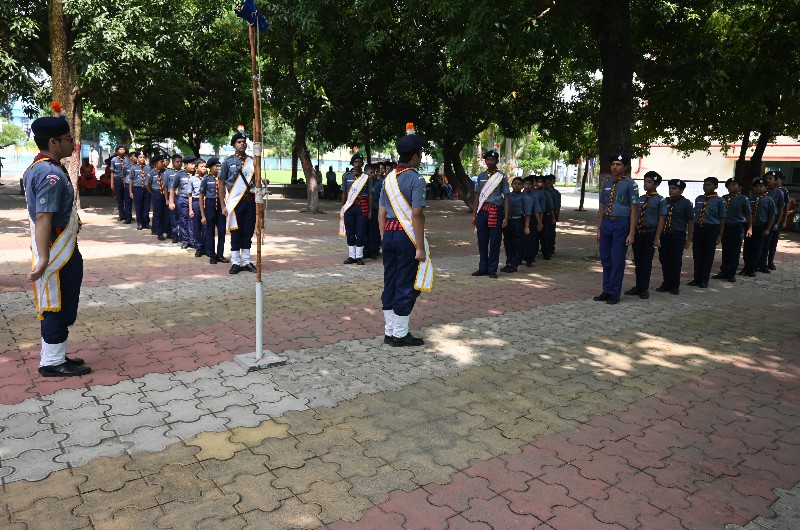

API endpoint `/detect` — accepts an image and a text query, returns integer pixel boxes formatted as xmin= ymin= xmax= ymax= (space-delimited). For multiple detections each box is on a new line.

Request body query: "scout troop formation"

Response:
xmin=108 ymin=131 xmax=259 ymax=273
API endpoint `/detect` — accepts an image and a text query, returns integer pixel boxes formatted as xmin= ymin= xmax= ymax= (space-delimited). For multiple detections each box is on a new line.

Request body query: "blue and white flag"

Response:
xmin=235 ymin=0 xmax=270 ymax=31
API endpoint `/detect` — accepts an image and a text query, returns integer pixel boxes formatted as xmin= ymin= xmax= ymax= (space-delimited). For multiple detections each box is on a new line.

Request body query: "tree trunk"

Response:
xmin=442 ymin=140 xmax=474 ymax=210
xmin=295 ymin=119 xmax=320 ymax=213
xmin=49 ymin=0 xmax=82 ymax=209
xmin=291 ymin=147 xmax=298 ymax=184
xmin=743 ymin=101 xmax=778 ymax=194
xmin=578 ymin=156 xmax=590 ymax=211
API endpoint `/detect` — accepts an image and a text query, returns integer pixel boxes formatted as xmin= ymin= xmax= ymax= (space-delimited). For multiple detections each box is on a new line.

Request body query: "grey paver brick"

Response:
xmin=106 ymin=408 xmax=169 ymax=436
xmin=2 ymin=447 xmax=64 ymax=482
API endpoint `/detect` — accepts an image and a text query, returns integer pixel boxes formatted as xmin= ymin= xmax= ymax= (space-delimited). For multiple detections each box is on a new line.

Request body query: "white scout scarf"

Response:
xmin=338 ymin=172 xmax=370 ymax=236
xmin=384 ymin=169 xmax=433 ymax=292
xmin=476 ymin=170 xmax=506 ymax=212
xmin=30 ymin=205 xmax=79 ymax=320
xmin=225 ymin=156 xmax=254 ymax=233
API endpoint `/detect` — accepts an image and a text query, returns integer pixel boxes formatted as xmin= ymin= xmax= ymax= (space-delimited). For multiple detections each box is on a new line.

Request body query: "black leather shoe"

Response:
xmin=698 ymin=282 xmax=708 ymax=288
xmin=124 ymin=220 xmax=132 ymax=224
xmin=687 ymin=280 xmax=699 ymax=286
xmin=639 ymin=290 xmax=650 ymax=299
xmin=488 ymin=272 xmax=498 ymax=279
xmin=768 ymin=263 xmax=776 ymax=270
xmin=745 ymin=271 xmax=756 ymax=277
xmin=526 ymin=260 xmax=533 ymax=267
xmin=655 ymin=285 xmax=670 ymax=292
xmin=391 ymin=333 xmax=425 ymax=347
xmin=243 ymin=263 xmax=257 ymax=272
xmin=356 ymin=258 xmax=365 ymax=265
xmin=670 ymin=288 xmax=680 ymax=295
xmin=624 ymin=287 xmax=640 ymax=296
xmin=181 ymin=243 xmax=188 ymax=249
xmin=157 ymin=235 xmax=166 ymax=241
xmin=64 ymin=356 xmax=85 ymax=366
xmin=209 ymin=256 xmax=217 ymax=264
xmin=606 ymin=295 xmax=620 ymax=305
xmin=593 ymin=292 xmax=610 ymax=301
xmin=727 ymin=276 xmax=736 ymax=282
xmin=543 ymin=255 xmax=552 ymax=260
xmin=142 ymin=224 xmax=151 ymax=230
xmin=229 ymin=264 xmax=242 ymax=274
xmin=172 ymin=237 xmax=180 ymax=243
xmin=195 ymin=249 xmax=203 ymax=257
xmin=217 ymin=256 xmax=230 ymax=264
xmin=711 ymin=273 xmax=727 ymax=280
xmin=471 ymin=270 xmax=488 ymax=276
xmin=343 ymin=257 xmax=356 ymax=264
xmin=758 ymin=267 xmax=771 ymax=274
xmin=501 ymin=266 xmax=517 ymax=273
xmin=137 ymin=224 xmax=143 ymax=230
xmin=38 ymin=363 xmax=92 ymax=377
xmin=384 ymin=335 xmax=394 ymax=344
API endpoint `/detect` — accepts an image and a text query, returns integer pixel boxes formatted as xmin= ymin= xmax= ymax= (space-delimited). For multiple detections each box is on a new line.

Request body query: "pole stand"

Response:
xmin=234 ymin=351 xmax=287 ymax=372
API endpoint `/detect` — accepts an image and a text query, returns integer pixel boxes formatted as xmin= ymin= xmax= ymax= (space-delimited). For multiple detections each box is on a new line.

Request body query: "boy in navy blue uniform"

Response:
xmin=762 ymin=170 xmax=786 ymax=271
xmin=594 ymin=153 xmax=640 ymax=304
xmin=340 ymin=153 xmax=370 ymax=265
xmin=379 ymin=132 xmax=429 ymax=347
xmin=164 ymin=155 xmax=182 ymax=243
xmin=129 ymin=151 xmax=151 ymax=230
xmin=689 ymin=177 xmax=726 ymax=288
xmin=123 ymin=151 xmax=137 ymax=224
xmin=535 ymin=175 xmax=554 ymax=260
xmin=501 ymin=177 xmax=532 ymax=273
xmin=714 ymin=178 xmax=751 ymax=282
xmin=742 ymin=178 xmax=775 ymax=277
xmin=543 ymin=174 xmax=561 ymax=258
xmin=522 ymin=176 xmax=544 ymax=266
xmin=472 ymin=149 xmax=510 ymax=279
xmin=625 ymin=171 xmax=663 ymax=299
xmin=169 ymin=156 xmax=196 ymax=249
xmin=654 ymin=179 xmax=693 ymax=294
xmin=199 ymin=157 xmax=228 ymax=264
xmin=146 ymin=154 xmax=169 ymax=240
xmin=366 ymin=163 xmax=384 ymax=260
xmin=110 ymin=145 xmax=127 ymax=221
xmin=188 ymin=159 xmax=206 ymax=257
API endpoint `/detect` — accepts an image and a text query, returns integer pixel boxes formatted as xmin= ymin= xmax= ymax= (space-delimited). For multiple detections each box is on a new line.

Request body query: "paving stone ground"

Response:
xmin=1 ymin=184 xmax=799 ymax=530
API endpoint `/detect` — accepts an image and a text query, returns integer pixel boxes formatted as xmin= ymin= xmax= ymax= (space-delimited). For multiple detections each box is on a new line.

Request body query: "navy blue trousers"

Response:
xmin=381 ymin=230 xmax=420 ymax=317
xmin=191 ymin=198 xmax=203 ymax=252
xmin=719 ymin=223 xmax=745 ymax=278
xmin=177 ymin=196 xmax=192 ymax=246
xmin=41 ymin=248 xmax=83 ymax=344
xmin=123 ymin=186 xmax=133 ymax=222
xmin=366 ymin=210 xmax=381 ymax=256
xmin=523 ymin=221 xmax=540 ymax=263
xmin=762 ymin=227 xmax=781 ymax=267
xmin=540 ymin=213 xmax=554 ymax=257
xmin=503 ymin=217 xmax=525 ymax=268
xmin=692 ymin=224 xmax=720 ymax=283
xmin=599 ymin=217 xmax=630 ymax=296
xmin=133 ymin=186 xmax=151 ymax=226
xmin=743 ymin=225 xmax=767 ymax=273
xmin=659 ymin=231 xmax=686 ymax=289
xmin=168 ymin=203 xmax=178 ymax=238
xmin=632 ymin=230 xmax=657 ymax=291
xmin=151 ymin=191 xmax=167 ymax=237
xmin=476 ymin=206 xmax=504 ymax=274
xmin=114 ymin=177 xmax=125 ymax=218
xmin=203 ymin=200 xmax=226 ymax=258
xmin=343 ymin=204 xmax=367 ymax=247
xmin=230 ymin=196 xmax=255 ymax=251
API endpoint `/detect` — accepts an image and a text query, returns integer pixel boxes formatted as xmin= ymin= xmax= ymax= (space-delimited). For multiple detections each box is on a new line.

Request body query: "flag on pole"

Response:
xmin=235 ymin=0 xmax=270 ymax=31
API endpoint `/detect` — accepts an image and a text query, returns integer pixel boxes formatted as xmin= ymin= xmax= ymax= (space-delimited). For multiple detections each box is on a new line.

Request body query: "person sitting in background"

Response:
xmin=442 ymin=173 xmax=453 ymax=199
xmin=79 ymin=157 xmax=97 ymax=194
xmin=430 ymin=167 xmax=444 ymax=199
xmin=99 ymin=158 xmax=112 ymax=195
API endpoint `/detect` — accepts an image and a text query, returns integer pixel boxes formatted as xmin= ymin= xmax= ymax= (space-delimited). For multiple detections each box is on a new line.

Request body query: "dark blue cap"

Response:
xmin=643 ymin=171 xmax=662 ymax=185
xmin=483 ymin=149 xmax=499 ymax=160
xmin=752 ymin=177 xmax=766 ymax=186
xmin=183 ymin=155 xmax=197 ymax=164
xmin=207 ymin=157 xmax=221 ymax=167
xmin=397 ymin=134 xmax=425 ymax=156
xmin=764 ymin=170 xmax=784 ymax=179
xmin=115 ymin=144 xmax=125 ymax=151
xmin=610 ymin=152 xmax=631 ymax=166
xmin=725 ymin=177 xmax=742 ymax=187
xmin=31 ymin=117 xmax=70 ymax=138
xmin=350 ymin=152 xmax=364 ymax=163
xmin=150 ymin=153 xmax=168 ymax=166
xmin=704 ymin=177 xmax=719 ymax=186
xmin=230 ymin=132 xmax=247 ymax=147
xmin=668 ymin=178 xmax=686 ymax=190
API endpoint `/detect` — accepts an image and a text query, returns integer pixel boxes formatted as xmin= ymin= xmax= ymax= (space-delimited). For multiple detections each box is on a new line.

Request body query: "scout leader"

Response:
xmin=594 ymin=152 xmax=639 ymax=305
xmin=220 ymin=131 xmax=257 ymax=274
xmin=24 ymin=116 xmax=91 ymax=377
xmin=379 ymin=131 xmax=432 ymax=347
xmin=146 ymin=153 xmax=170 ymax=240
xmin=339 ymin=152 xmax=370 ymax=265
xmin=472 ymin=149 xmax=510 ymax=279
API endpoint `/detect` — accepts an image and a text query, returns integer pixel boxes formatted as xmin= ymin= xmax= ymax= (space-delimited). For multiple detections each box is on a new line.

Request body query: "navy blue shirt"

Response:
xmin=508 ymin=191 xmax=532 ymax=217
xmin=24 ymin=156 xmax=74 ymax=227
xmin=659 ymin=196 xmax=693 ymax=234
xmin=600 ymin=177 xmax=640 ymax=217
xmin=546 ymin=188 xmax=561 ymax=211
xmin=527 ymin=190 xmax=544 ymax=215
xmin=536 ymin=188 xmax=553 ymax=213
xmin=693 ymin=194 xmax=726 ymax=226
xmin=638 ymin=193 xmax=663 ymax=230
xmin=768 ymin=188 xmax=784 ymax=213
xmin=199 ymin=174 xmax=219 ymax=199
xmin=722 ymin=194 xmax=751 ymax=224
xmin=474 ymin=171 xmax=510 ymax=206
xmin=379 ymin=167 xmax=426 ymax=219
xmin=750 ymin=195 xmax=776 ymax=225
xmin=370 ymin=177 xmax=384 ymax=209
xmin=341 ymin=171 xmax=370 ymax=196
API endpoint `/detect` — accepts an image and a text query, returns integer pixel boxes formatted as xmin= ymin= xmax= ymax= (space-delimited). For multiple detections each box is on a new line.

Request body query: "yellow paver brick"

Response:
xmin=185 ymin=431 xmax=247 ymax=461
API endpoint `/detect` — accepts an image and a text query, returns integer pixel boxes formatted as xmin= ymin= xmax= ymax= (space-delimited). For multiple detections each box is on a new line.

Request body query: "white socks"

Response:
xmin=348 ymin=246 xmax=356 ymax=259
xmin=355 ymin=246 xmax=364 ymax=259
xmin=40 ymin=339 xmax=67 ymax=367
xmin=231 ymin=250 xmax=242 ymax=265
xmin=242 ymin=248 xmax=251 ymax=265
xmin=393 ymin=315 xmax=409 ymax=339
xmin=383 ymin=310 xmax=396 ymax=336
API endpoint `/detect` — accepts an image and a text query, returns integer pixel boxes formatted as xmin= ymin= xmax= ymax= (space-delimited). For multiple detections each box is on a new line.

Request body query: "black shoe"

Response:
xmin=391 ymin=333 xmax=425 ymax=347
xmin=64 ymin=356 xmax=85 ymax=366
xmin=195 ymin=249 xmax=203 ymax=257
xmin=698 ymin=282 xmax=708 ymax=288
xmin=670 ymin=288 xmax=680 ymax=295
xmin=181 ymin=243 xmax=188 ymax=249
xmin=768 ymin=263 xmax=776 ymax=270
xmin=639 ymin=290 xmax=650 ymax=299
xmin=501 ymin=265 xmax=517 ymax=273
xmin=687 ymin=280 xmax=699 ymax=286
xmin=526 ymin=260 xmax=533 ymax=267
xmin=606 ymin=295 xmax=620 ymax=305
xmin=143 ymin=224 xmax=151 ymax=230
xmin=343 ymin=257 xmax=356 ymax=264
xmin=118 ymin=217 xmax=124 ymax=221
xmin=745 ymin=271 xmax=756 ymax=277
xmin=243 ymin=263 xmax=257 ymax=273
xmin=137 ymin=225 xmax=143 ymax=230
xmin=38 ymin=362 xmax=92 ymax=377
xmin=209 ymin=256 xmax=217 ymax=264
xmin=217 ymin=256 xmax=230 ymax=264
xmin=356 ymin=258 xmax=365 ymax=265
xmin=727 ymin=276 xmax=736 ymax=283
xmin=471 ymin=270 xmax=488 ymax=277
xmin=758 ymin=267 xmax=771 ymax=274
xmin=172 ymin=237 xmax=180 ymax=243
xmin=157 ymin=235 xmax=166 ymax=241
xmin=488 ymin=272 xmax=498 ymax=279
xmin=655 ymin=285 xmax=670 ymax=293
xmin=593 ymin=292 xmax=610 ymax=301
xmin=124 ymin=220 xmax=132 ymax=224
xmin=711 ymin=273 xmax=727 ymax=280
xmin=624 ymin=287 xmax=640 ymax=296
xmin=229 ymin=265 xmax=242 ymax=274
xmin=384 ymin=335 xmax=394 ymax=344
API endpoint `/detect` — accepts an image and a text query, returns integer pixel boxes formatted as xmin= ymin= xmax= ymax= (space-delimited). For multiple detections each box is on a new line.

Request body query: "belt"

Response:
xmin=510 ymin=215 xmax=522 ymax=220
xmin=385 ymin=219 xmax=403 ymax=231
xmin=604 ymin=215 xmax=620 ymax=220
xmin=638 ymin=228 xmax=656 ymax=233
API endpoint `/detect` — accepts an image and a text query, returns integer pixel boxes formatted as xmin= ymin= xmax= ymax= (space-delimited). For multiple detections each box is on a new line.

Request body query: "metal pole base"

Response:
xmin=234 ymin=351 xmax=288 ymax=372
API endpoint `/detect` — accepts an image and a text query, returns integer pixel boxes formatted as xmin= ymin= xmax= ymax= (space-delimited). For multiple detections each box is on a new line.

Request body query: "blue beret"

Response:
xmin=764 ymin=170 xmax=784 ymax=179
xmin=207 ymin=157 xmax=221 ymax=167
xmin=483 ymin=149 xmax=499 ymax=160
xmin=396 ymin=134 xmax=424 ymax=156
xmin=752 ymin=178 xmax=766 ymax=186
xmin=350 ymin=152 xmax=364 ymax=163
xmin=725 ymin=177 xmax=742 ymax=187
xmin=115 ymin=144 xmax=125 ymax=151
xmin=150 ymin=154 xmax=168 ymax=166
xmin=704 ymin=177 xmax=719 ymax=186
xmin=643 ymin=171 xmax=662 ymax=184
xmin=183 ymin=156 xmax=197 ymax=164
xmin=668 ymin=178 xmax=686 ymax=190
xmin=230 ymin=132 xmax=247 ymax=147
xmin=31 ymin=117 xmax=70 ymax=138
xmin=610 ymin=152 xmax=631 ymax=166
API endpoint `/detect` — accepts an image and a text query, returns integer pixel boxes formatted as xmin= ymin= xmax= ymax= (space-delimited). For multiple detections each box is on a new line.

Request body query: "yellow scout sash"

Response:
xmin=30 ymin=206 xmax=79 ymax=319
xmin=225 ymin=156 xmax=254 ymax=233
xmin=476 ymin=171 xmax=506 ymax=212
xmin=384 ymin=169 xmax=433 ymax=292
xmin=338 ymin=173 xmax=369 ymax=236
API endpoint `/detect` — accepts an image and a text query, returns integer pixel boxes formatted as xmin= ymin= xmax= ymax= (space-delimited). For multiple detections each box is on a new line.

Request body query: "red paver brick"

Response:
xmin=380 ymin=489 xmax=455 ymax=530
xmin=597 ymin=438 xmax=666 ymax=471
xmin=564 ymin=424 xmax=614 ymax=450
xmin=585 ymin=414 xmax=645 ymax=440
xmin=502 ymin=479 xmax=578 ymax=522
xmin=424 ymin=473 xmax=496 ymax=513
xmin=465 ymin=458 xmax=532 ymax=494
xmin=614 ymin=471 xmax=690 ymax=511
xmin=635 ymin=510 xmax=686 ymax=530
xmin=584 ymin=486 xmax=659 ymax=529
xmin=443 ymin=515 xmax=491 ymax=530
xmin=546 ymin=503 xmax=625 ymax=530
xmin=572 ymin=452 xmax=633 ymax=486
xmin=532 ymin=434 xmax=593 ymax=463
xmin=461 ymin=496 xmax=543 ymax=529
xmin=501 ymin=445 xmax=563 ymax=478
xmin=538 ymin=463 xmax=610 ymax=502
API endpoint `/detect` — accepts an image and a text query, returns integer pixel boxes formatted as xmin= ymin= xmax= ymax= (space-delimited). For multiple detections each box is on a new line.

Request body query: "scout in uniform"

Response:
xmin=543 ymin=174 xmax=561 ymax=258
xmin=339 ymin=153 xmax=370 ymax=265
xmin=129 ymin=151 xmax=152 ymax=230
xmin=472 ymin=149 xmax=510 ymax=278
xmin=24 ymin=116 xmax=91 ymax=377
xmin=501 ymin=176 xmax=532 ymax=273
xmin=188 ymin=159 xmax=206 ymax=257
xmin=625 ymin=170 xmax=663 ymax=299
xmin=535 ymin=175 xmax=553 ymax=260
xmin=199 ymin=157 xmax=229 ymax=264
xmin=220 ymin=131 xmax=258 ymax=274
xmin=654 ymin=179 xmax=693 ymax=294
xmin=164 ymin=155 xmax=183 ymax=243
xmin=762 ymin=170 xmax=786 ymax=271
xmin=379 ymin=131 xmax=432 ymax=347
xmin=594 ymin=153 xmax=639 ymax=304
xmin=169 ymin=155 xmax=195 ymax=249
xmin=714 ymin=177 xmax=751 ymax=282
xmin=366 ymin=162 xmax=385 ymax=260
xmin=122 ymin=151 xmax=137 ymax=224
xmin=110 ymin=145 xmax=127 ymax=220
xmin=742 ymin=178 xmax=775 ymax=277
xmin=689 ymin=177 xmax=726 ymax=288
xmin=522 ymin=176 xmax=544 ymax=267
xmin=146 ymin=153 xmax=169 ymax=240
